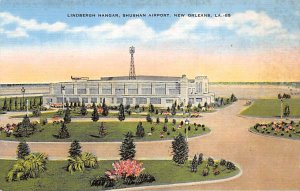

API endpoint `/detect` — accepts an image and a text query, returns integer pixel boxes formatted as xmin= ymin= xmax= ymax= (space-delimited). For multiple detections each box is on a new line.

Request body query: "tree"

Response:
xmin=57 ymin=122 xmax=70 ymax=139
xmin=14 ymin=115 xmax=33 ymax=137
xmin=118 ymin=103 xmax=125 ymax=121
xmin=39 ymin=97 xmax=43 ymax=106
xmin=63 ymin=102 xmax=71 ymax=123
xmin=91 ymin=102 xmax=99 ymax=122
xmin=119 ymin=132 xmax=136 ymax=160
xmin=164 ymin=116 xmax=168 ymax=123
xmin=197 ymin=153 xmax=203 ymax=165
xmin=17 ymin=141 xmax=30 ymax=159
xmin=146 ymin=114 xmax=152 ymax=123
xmin=156 ymin=117 xmax=160 ymax=124
xmin=148 ymin=103 xmax=155 ymax=113
xmin=101 ymin=98 xmax=109 ymax=116
xmin=2 ymin=97 xmax=7 ymax=110
xmin=284 ymin=105 xmax=290 ymax=118
xmin=8 ymin=98 xmax=12 ymax=111
xmin=136 ymin=122 xmax=145 ymax=137
xmin=69 ymin=140 xmax=82 ymax=158
xmin=80 ymin=100 xmax=88 ymax=116
xmin=171 ymin=133 xmax=189 ymax=165
xmin=190 ymin=154 xmax=198 ymax=172
xmin=99 ymin=122 xmax=107 ymax=137
xmin=14 ymin=97 xmax=18 ymax=110
xmin=32 ymin=107 xmax=41 ymax=117
xmin=171 ymin=103 xmax=176 ymax=115
xmin=230 ymin=94 xmax=237 ymax=102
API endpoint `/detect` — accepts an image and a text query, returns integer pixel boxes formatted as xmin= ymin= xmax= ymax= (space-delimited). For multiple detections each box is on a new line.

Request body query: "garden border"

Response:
xmin=248 ymin=128 xmax=300 ymax=141
xmin=113 ymin=163 xmax=243 ymax=191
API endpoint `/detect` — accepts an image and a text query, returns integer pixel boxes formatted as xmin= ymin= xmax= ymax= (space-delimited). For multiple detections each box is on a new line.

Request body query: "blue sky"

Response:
xmin=0 ymin=0 xmax=299 ymax=50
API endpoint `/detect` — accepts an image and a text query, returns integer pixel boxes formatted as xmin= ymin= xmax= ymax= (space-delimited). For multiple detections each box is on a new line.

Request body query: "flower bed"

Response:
xmin=250 ymin=121 xmax=300 ymax=139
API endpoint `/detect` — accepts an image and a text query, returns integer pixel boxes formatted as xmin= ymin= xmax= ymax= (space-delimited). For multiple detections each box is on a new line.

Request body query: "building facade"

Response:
xmin=43 ymin=75 xmax=215 ymax=107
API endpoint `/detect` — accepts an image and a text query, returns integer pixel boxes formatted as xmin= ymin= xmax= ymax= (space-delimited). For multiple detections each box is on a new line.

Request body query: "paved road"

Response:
xmin=0 ymin=100 xmax=300 ymax=190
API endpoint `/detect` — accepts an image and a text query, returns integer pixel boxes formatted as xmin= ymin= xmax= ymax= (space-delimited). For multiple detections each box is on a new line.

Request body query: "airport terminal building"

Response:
xmin=43 ymin=75 xmax=215 ymax=107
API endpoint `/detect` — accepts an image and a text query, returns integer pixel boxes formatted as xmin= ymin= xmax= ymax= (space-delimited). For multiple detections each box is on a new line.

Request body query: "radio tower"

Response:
xmin=129 ymin=46 xmax=136 ymax=80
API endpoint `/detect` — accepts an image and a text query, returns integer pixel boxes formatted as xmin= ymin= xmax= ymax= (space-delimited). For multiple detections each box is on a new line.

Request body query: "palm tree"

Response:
xmin=81 ymin=152 xmax=98 ymax=168
xmin=6 ymin=153 xmax=48 ymax=182
xmin=67 ymin=156 xmax=85 ymax=174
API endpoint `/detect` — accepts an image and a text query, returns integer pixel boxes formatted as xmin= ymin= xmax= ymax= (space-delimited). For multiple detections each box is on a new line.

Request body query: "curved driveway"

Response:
xmin=1 ymin=100 xmax=300 ymax=190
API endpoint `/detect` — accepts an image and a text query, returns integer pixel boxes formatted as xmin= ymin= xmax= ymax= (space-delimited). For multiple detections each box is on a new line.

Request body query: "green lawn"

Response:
xmin=241 ymin=99 xmax=300 ymax=117
xmin=0 ymin=121 xmax=210 ymax=142
xmin=12 ymin=110 xmax=194 ymax=119
xmin=0 ymin=159 xmax=239 ymax=191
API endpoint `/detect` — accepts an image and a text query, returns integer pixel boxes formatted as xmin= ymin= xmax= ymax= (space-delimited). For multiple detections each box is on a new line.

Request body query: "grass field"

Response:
xmin=0 ymin=159 xmax=239 ymax=191
xmin=0 ymin=121 xmax=209 ymax=142
xmin=240 ymin=99 xmax=300 ymax=117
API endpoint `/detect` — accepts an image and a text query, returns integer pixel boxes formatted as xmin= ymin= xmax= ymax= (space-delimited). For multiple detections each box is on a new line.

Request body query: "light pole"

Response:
xmin=185 ymin=118 xmax=190 ymax=141
xmin=21 ymin=87 xmax=25 ymax=110
xmin=61 ymin=85 xmax=65 ymax=110
xmin=26 ymin=99 xmax=29 ymax=116
xmin=280 ymin=98 xmax=283 ymax=119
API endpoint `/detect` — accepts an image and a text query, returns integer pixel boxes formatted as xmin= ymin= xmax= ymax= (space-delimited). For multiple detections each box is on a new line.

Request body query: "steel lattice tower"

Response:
xmin=129 ymin=46 xmax=136 ymax=80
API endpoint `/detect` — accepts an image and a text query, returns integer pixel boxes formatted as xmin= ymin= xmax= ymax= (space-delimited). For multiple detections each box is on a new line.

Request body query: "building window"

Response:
xmin=141 ymin=88 xmax=151 ymax=94
xmin=126 ymin=98 xmax=133 ymax=105
xmin=57 ymin=97 xmax=66 ymax=103
xmin=169 ymin=89 xmax=180 ymax=95
xmin=150 ymin=98 xmax=161 ymax=104
xmin=102 ymin=88 xmax=112 ymax=94
xmin=188 ymin=98 xmax=194 ymax=104
xmin=166 ymin=99 xmax=174 ymax=103
xmin=69 ymin=98 xmax=80 ymax=103
xmin=77 ymin=89 xmax=87 ymax=94
xmin=155 ymin=88 xmax=166 ymax=95
xmin=115 ymin=88 xmax=125 ymax=95
xmin=128 ymin=89 xmax=138 ymax=94
xmin=196 ymin=98 xmax=202 ymax=103
xmin=65 ymin=88 xmax=74 ymax=94
xmin=82 ymin=97 xmax=88 ymax=103
xmin=117 ymin=98 xmax=123 ymax=104
xmin=90 ymin=88 xmax=99 ymax=94
xmin=136 ymin=97 xmax=147 ymax=104
xmin=91 ymin=97 xmax=97 ymax=103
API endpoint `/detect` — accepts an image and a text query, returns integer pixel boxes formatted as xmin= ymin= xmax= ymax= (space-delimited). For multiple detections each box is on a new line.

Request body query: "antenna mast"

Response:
xmin=129 ymin=46 xmax=136 ymax=80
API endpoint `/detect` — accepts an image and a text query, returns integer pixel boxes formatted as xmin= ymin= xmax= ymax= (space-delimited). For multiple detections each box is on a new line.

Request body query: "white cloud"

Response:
xmin=0 ymin=10 xmax=298 ymax=43
xmin=0 ymin=11 xmax=67 ymax=37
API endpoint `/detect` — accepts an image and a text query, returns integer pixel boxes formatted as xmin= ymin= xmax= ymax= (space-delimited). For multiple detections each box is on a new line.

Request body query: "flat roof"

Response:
xmin=100 ymin=75 xmax=181 ymax=81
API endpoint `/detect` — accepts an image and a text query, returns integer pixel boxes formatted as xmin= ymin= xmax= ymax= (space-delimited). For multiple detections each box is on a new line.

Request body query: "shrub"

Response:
xmin=190 ymin=155 xmax=198 ymax=172
xmin=120 ymin=132 xmax=136 ymax=160
xmin=220 ymin=159 xmax=226 ymax=166
xmin=164 ymin=116 xmax=168 ymax=123
xmin=135 ymin=173 xmax=156 ymax=184
xmin=7 ymin=153 xmax=48 ymax=182
xmin=57 ymin=122 xmax=70 ymax=139
xmin=163 ymin=125 xmax=168 ymax=132
xmin=226 ymin=161 xmax=236 ymax=170
xmin=207 ymin=157 xmax=214 ymax=166
xmin=69 ymin=140 xmax=82 ymax=158
xmin=156 ymin=117 xmax=160 ymax=124
xmin=99 ymin=122 xmax=107 ymax=137
xmin=167 ymin=131 xmax=170 ymax=135
xmin=202 ymin=168 xmax=209 ymax=176
xmin=112 ymin=160 xmax=144 ymax=178
xmin=136 ymin=122 xmax=145 ymax=138
xmin=32 ymin=107 xmax=41 ymax=117
xmin=197 ymin=153 xmax=203 ymax=165
xmin=172 ymin=119 xmax=176 ymax=125
xmin=146 ymin=114 xmax=152 ymax=123
xmin=172 ymin=133 xmax=189 ymax=165
xmin=17 ymin=141 xmax=30 ymax=159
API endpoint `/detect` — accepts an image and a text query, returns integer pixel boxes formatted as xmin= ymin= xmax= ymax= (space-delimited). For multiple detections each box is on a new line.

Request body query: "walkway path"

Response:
xmin=1 ymin=100 xmax=300 ymax=190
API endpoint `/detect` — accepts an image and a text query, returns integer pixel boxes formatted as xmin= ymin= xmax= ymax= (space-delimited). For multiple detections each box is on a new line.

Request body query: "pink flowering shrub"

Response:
xmin=109 ymin=160 xmax=145 ymax=178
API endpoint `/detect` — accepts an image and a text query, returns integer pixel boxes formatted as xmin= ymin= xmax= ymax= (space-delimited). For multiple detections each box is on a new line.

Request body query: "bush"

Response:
xmin=17 ymin=141 xmax=30 ymax=159
xmin=172 ymin=119 xmax=176 ymax=125
xmin=226 ymin=161 xmax=236 ymax=170
xmin=146 ymin=114 xmax=152 ymax=123
xmin=57 ymin=122 xmax=70 ymax=139
xmin=202 ymin=168 xmax=209 ymax=176
xmin=172 ymin=133 xmax=189 ymax=165
xmin=220 ymin=159 xmax=226 ymax=166
xmin=163 ymin=125 xmax=168 ymax=132
xmin=90 ymin=175 xmax=116 ymax=188
xmin=197 ymin=153 xmax=203 ymax=165
xmin=207 ymin=157 xmax=214 ymax=166
xmin=135 ymin=173 xmax=155 ymax=184
xmin=136 ymin=122 xmax=145 ymax=138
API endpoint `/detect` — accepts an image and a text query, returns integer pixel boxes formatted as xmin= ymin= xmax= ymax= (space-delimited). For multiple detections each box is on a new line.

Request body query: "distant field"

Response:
xmin=241 ymin=99 xmax=300 ymax=117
